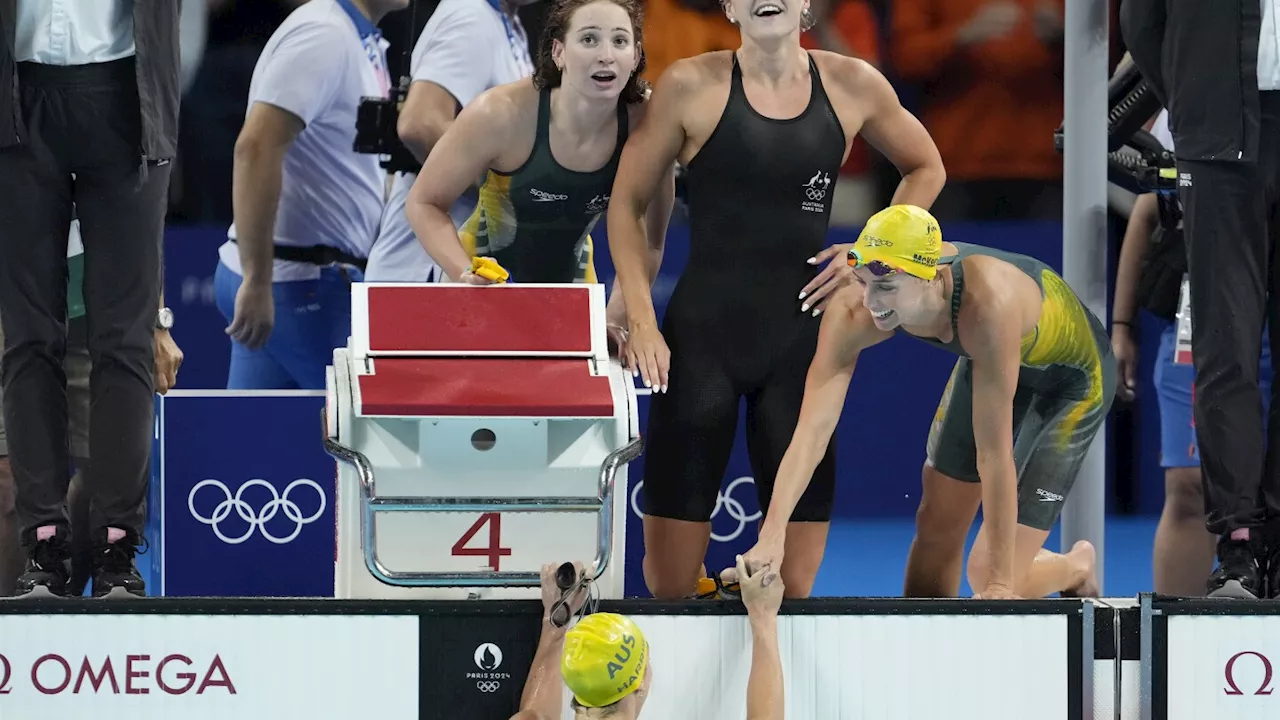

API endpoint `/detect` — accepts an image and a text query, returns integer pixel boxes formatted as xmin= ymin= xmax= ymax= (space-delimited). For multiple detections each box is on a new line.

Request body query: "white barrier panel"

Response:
xmin=1164 ymin=615 xmax=1280 ymax=719
xmin=1142 ymin=594 xmax=1280 ymax=720
xmin=586 ymin=612 xmax=1076 ymax=720
xmin=0 ymin=614 xmax=419 ymax=719
xmin=0 ymin=598 xmax=1099 ymax=719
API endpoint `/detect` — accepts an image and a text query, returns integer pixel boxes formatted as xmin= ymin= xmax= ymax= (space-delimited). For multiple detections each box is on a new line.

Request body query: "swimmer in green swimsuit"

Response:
xmin=740 ymin=204 xmax=1114 ymax=600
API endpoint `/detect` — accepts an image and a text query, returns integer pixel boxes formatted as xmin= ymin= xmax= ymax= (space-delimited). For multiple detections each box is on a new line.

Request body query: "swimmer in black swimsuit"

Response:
xmin=406 ymin=0 xmax=674 ymax=340
xmin=606 ymin=0 xmax=946 ymax=599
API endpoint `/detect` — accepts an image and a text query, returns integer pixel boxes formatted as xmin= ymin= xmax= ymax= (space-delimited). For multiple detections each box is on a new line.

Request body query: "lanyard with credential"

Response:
xmin=487 ymin=0 xmax=533 ymax=73
xmin=337 ymin=0 xmax=392 ymax=97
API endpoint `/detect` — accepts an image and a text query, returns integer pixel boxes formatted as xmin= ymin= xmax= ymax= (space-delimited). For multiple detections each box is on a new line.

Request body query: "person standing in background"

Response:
xmin=176 ymin=0 xmax=308 ymax=224
xmin=215 ymin=0 xmax=407 ymax=390
xmin=0 ymin=217 xmax=185 ymax=597
xmin=365 ymin=0 xmax=537 ymax=283
xmin=1123 ymin=0 xmax=1280 ymax=599
xmin=891 ymin=0 xmax=1065 ymax=222
xmin=0 ymin=0 xmax=180 ymax=598
xmin=1111 ymin=109 xmax=1274 ymax=596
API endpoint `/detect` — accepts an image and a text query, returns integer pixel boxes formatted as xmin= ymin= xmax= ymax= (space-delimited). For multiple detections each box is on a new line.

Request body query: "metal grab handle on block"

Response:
xmin=320 ymin=407 xmax=643 ymax=587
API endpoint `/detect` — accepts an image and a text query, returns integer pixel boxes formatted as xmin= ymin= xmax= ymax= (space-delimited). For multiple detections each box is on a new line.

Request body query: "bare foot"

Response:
xmin=1065 ymin=540 xmax=1100 ymax=597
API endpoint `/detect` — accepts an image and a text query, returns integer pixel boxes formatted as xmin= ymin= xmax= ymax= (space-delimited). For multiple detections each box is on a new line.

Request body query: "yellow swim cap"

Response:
xmin=848 ymin=204 xmax=943 ymax=280
xmin=561 ymin=613 xmax=648 ymax=708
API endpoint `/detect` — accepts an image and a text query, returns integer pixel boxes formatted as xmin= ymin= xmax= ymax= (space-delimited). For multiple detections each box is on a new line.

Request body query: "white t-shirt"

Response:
xmin=218 ymin=0 xmax=391 ymax=283
xmin=1261 ymin=0 xmax=1280 ymax=90
xmin=364 ymin=0 xmax=535 ymax=282
xmin=1151 ymin=110 xmax=1174 ymax=152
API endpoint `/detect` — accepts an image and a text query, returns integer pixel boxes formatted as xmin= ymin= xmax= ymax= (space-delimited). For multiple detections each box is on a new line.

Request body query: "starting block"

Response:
xmin=322 ymin=282 xmax=642 ymax=600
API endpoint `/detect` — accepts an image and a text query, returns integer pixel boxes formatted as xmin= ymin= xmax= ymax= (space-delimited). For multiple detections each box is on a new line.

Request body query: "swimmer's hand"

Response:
xmin=606 ymin=323 xmax=629 ymax=362
xmin=626 ymin=321 xmax=670 ymax=393
xmin=975 ymin=582 xmax=1019 ymax=600
xmin=456 ymin=256 xmax=506 ymax=285
xmin=800 ymin=243 xmax=855 ymax=317
xmin=737 ymin=535 xmax=786 ymax=590
xmin=539 ymin=561 xmax=589 ymax=630
xmin=725 ymin=554 xmax=785 ymax=616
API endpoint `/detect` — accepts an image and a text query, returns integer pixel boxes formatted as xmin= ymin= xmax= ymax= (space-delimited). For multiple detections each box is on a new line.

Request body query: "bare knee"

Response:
xmin=914 ymin=469 xmax=978 ymax=552
xmin=1163 ymin=468 xmax=1205 ymax=522
xmin=642 ymin=517 xmax=710 ymax=599
xmin=643 ymin=555 xmax=703 ymax=599
xmin=779 ymin=521 xmax=829 ymax=598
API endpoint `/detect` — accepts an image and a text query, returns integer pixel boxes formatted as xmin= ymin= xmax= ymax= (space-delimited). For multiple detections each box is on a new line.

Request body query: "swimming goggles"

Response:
xmin=847 ymin=248 xmax=901 ymax=277
xmin=550 ymin=561 xmax=600 ymax=628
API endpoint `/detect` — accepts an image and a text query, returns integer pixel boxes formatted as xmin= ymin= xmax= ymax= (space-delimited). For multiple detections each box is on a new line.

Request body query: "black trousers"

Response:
xmin=1179 ymin=91 xmax=1280 ymax=537
xmin=0 ymin=58 xmax=169 ymax=543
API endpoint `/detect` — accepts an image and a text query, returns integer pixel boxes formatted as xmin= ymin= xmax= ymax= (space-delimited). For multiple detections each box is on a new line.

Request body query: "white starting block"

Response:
xmin=322 ymin=282 xmax=642 ymax=600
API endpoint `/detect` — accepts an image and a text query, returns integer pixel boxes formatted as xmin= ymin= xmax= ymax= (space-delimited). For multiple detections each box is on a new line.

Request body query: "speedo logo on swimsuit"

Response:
xmin=530 ymin=188 xmax=569 ymax=202
xmin=1036 ymin=488 xmax=1064 ymax=503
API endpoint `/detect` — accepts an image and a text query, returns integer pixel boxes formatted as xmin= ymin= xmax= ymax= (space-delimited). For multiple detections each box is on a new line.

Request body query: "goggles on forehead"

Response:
xmin=847 ymin=248 xmax=902 ymax=277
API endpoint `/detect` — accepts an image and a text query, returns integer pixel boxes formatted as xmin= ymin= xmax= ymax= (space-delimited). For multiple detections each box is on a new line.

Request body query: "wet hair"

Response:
xmin=719 ymin=0 xmax=816 ymax=32
xmin=533 ymin=0 xmax=650 ymax=105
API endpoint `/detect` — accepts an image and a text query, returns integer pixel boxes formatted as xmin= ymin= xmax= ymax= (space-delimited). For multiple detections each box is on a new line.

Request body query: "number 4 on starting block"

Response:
xmin=327 ymin=283 xmax=642 ymax=600
xmin=451 ymin=513 xmax=512 ymax=572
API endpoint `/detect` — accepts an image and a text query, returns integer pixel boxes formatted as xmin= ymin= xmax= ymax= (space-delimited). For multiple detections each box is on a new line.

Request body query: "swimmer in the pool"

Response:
xmin=606 ymin=0 xmax=946 ymax=599
xmin=405 ymin=0 xmax=674 ymax=344
xmin=742 ymin=205 xmax=1111 ymax=600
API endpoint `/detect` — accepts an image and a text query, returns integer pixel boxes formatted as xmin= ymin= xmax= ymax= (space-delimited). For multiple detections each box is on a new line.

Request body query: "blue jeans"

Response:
xmin=1155 ymin=323 xmax=1273 ymax=468
xmin=214 ymin=261 xmax=360 ymax=390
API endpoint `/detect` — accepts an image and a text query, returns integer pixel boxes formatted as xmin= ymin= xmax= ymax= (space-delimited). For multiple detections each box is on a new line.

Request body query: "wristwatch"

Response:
xmin=156 ymin=307 xmax=175 ymax=331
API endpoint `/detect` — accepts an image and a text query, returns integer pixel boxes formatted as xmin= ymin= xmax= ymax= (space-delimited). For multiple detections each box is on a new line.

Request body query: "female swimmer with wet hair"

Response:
xmin=742 ymin=205 xmax=1110 ymax=600
xmin=406 ymin=0 xmax=674 ymax=337
xmin=606 ymin=0 xmax=945 ymax=599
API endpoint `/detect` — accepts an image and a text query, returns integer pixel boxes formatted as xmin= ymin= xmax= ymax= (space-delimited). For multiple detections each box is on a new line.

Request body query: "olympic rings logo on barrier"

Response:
xmin=477 ymin=681 xmax=501 ymax=693
xmin=630 ymin=476 xmax=762 ymax=543
xmin=188 ymin=478 xmax=327 ymax=545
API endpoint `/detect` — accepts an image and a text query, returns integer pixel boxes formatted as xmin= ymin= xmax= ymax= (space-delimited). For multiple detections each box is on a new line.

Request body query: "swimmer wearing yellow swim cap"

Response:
xmin=560 ymin=612 xmax=653 ymax=717
xmin=742 ymin=204 xmax=1113 ymax=601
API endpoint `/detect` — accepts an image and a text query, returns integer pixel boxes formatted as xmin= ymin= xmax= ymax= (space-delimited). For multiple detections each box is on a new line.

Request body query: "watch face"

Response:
xmin=158 ymin=308 xmax=174 ymax=329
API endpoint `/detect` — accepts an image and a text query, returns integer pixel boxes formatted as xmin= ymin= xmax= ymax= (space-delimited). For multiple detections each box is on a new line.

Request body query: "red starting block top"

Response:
xmin=358 ymin=358 xmax=614 ymax=417
xmin=356 ymin=284 xmax=598 ymax=356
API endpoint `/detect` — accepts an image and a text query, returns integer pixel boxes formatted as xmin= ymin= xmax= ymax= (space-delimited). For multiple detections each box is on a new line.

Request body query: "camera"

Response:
xmin=354 ymin=76 xmax=423 ymax=175
xmin=1054 ymin=60 xmax=1177 ymax=195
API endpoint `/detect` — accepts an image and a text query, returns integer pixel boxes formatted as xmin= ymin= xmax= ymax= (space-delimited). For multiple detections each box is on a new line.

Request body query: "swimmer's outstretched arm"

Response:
xmin=846 ymin=60 xmax=946 ymax=209
xmin=405 ymin=87 xmax=519 ymax=281
xmin=748 ymin=287 xmax=893 ymax=568
xmin=605 ymin=96 xmax=677 ymax=329
xmin=508 ymin=616 xmax=567 ymax=720
xmin=510 ymin=563 xmax=587 ymax=720
xmin=955 ymin=272 xmax=1023 ymax=599
xmin=607 ymin=62 xmax=696 ymax=389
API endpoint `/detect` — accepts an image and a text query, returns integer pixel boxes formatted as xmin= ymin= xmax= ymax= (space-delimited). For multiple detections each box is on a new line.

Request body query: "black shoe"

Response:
xmin=1207 ymin=535 xmax=1264 ymax=599
xmin=14 ymin=530 xmax=73 ymax=597
xmin=90 ymin=531 xmax=148 ymax=598
xmin=1265 ymin=546 xmax=1280 ymax=600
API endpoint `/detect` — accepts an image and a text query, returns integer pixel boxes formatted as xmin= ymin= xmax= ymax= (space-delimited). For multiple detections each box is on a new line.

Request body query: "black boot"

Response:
xmin=1207 ymin=533 xmax=1264 ymax=599
xmin=14 ymin=526 xmax=73 ymax=598
xmin=90 ymin=529 xmax=148 ymax=598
